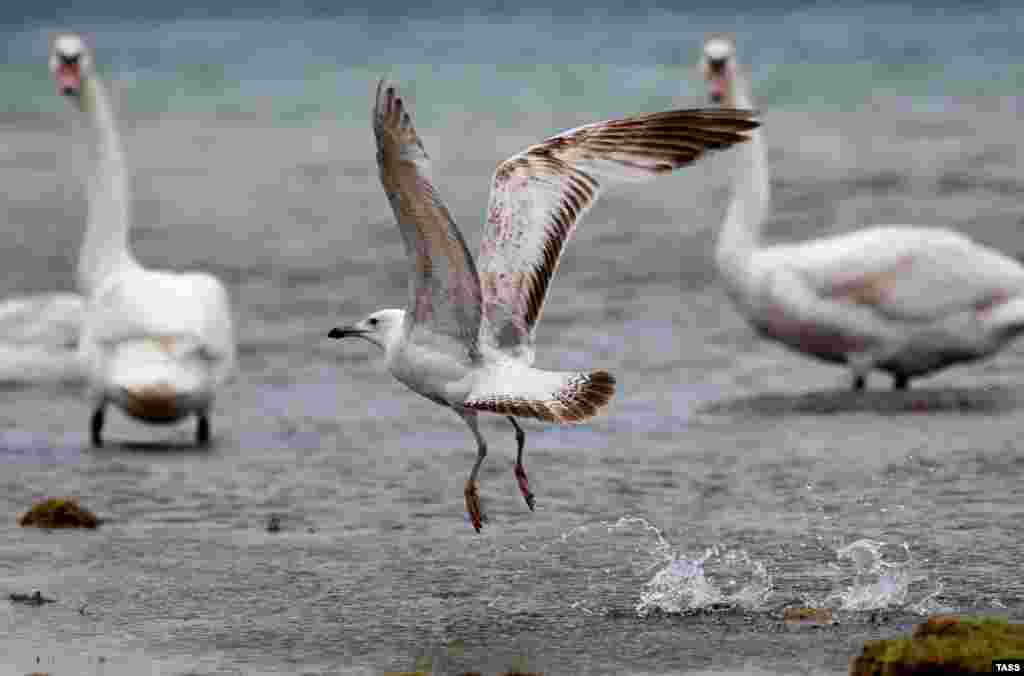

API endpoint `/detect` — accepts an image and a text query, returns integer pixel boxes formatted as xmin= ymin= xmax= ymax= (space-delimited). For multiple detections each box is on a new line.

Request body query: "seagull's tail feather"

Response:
xmin=463 ymin=366 xmax=615 ymax=424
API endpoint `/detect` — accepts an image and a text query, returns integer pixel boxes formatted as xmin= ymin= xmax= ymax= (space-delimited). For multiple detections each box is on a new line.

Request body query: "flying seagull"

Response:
xmin=329 ymin=79 xmax=760 ymax=531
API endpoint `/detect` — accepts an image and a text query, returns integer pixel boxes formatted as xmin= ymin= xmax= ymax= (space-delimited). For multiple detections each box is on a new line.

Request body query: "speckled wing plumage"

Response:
xmin=372 ymin=79 xmax=483 ymax=357
xmin=476 ymin=107 xmax=760 ymax=362
xmin=464 ymin=365 xmax=616 ymax=424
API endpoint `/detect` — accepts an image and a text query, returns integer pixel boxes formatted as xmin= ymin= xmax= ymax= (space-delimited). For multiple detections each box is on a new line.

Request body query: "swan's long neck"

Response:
xmin=715 ymin=72 xmax=769 ymax=288
xmin=77 ymin=75 xmax=138 ymax=296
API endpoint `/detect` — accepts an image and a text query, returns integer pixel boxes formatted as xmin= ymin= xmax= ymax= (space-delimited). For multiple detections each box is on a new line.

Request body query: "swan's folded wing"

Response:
xmin=813 ymin=228 xmax=1024 ymax=321
xmin=477 ymin=108 xmax=760 ymax=361
xmin=84 ymin=271 xmax=236 ymax=381
xmin=373 ymin=79 xmax=482 ymax=357
xmin=761 ymin=265 xmax=897 ymax=350
xmin=184 ymin=272 xmax=236 ymax=384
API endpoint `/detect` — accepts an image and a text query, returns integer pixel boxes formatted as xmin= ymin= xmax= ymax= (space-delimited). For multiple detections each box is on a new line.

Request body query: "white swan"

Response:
xmin=329 ymin=80 xmax=759 ymax=531
xmin=702 ymin=35 xmax=1024 ymax=390
xmin=50 ymin=34 xmax=236 ymax=446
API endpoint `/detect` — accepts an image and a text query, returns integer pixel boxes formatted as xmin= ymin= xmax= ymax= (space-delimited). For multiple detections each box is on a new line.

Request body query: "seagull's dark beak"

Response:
xmin=328 ymin=326 xmax=362 ymax=339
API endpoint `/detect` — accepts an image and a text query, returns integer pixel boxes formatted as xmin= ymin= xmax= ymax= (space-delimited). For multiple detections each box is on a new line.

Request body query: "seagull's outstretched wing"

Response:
xmin=373 ymin=80 xmax=482 ymax=357
xmin=477 ymin=107 xmax=760 ymax=361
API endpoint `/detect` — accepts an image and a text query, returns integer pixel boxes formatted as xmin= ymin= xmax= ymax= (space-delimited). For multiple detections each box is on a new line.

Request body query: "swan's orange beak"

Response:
xmin=55 ymin=61 xmax=82 ymax=99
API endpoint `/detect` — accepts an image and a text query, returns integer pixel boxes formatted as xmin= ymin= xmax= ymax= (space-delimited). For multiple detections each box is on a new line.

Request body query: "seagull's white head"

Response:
xmin=700 ymin=34 xmax=737 ymax=106
xmin=328 ymin=309 xmax=405 ymax=353
xmin=49 ymin=34 xmax=93 ymax=109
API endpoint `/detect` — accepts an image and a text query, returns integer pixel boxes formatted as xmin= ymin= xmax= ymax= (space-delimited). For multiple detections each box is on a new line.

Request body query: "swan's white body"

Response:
xmin=53 ymin=35 xmax=235 ymax=443
xmin=706 ymin=37 xmax=1024 ymax=389
xmin=79 ymin=266 xmax=235 ymax=424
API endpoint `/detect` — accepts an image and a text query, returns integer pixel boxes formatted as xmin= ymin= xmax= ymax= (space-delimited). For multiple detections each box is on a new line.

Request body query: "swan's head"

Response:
xmin=49 ymin=34 xmax=93 ymax=107
xmin=700 ymin=34 xmax=737 ymax=106
xmin=328 ymin=309 xmax=405 ymax=352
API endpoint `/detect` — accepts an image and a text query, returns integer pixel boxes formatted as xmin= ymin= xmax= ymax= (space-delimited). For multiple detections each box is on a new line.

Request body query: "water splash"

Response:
xmin=547 ymin=516 xmax=773 ymax=617
xmin=547 ymin=522 xmax=958 ymax=618
xmin=820 ymin=539 xmax=910 ymax=611
xmin=545 ymin=516 xmax=674 ymax=615
xmin=815 ymin=538 xmax=951 ymax=615
xmin=911 ymin=580 xmax=955 ymax=616
xmin=636 ymin=545 xmax=773 ymax=616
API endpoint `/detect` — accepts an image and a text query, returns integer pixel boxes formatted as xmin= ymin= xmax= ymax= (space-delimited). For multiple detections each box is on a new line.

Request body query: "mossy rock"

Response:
xmin=17 ymin=497 xmax=99 ymax=529
xmin=850 ymin=615 xmax=1024 ymax=675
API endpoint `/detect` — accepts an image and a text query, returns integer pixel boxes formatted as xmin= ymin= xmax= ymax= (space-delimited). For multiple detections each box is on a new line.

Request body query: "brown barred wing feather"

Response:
xmin=373 ymin=79 xmax=483 ymax=357
xmin=476 ymin=107 xmax=759 ymax=362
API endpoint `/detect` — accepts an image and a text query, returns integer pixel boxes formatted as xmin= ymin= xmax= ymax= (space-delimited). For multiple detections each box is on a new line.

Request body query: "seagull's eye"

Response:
xmin=368 ymin=318 xmax=379 ymax=327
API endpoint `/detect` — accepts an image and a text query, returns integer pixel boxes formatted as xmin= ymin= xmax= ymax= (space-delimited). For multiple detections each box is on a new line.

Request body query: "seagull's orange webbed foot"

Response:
xmin=464 ymin=479 xmax=485 ymax=532
xmin=514 ymin=463 xmax=535 ymax=511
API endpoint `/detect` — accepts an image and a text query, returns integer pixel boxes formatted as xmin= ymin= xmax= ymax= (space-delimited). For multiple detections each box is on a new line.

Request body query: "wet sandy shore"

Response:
xmin=1 ymin=100 xmax=1022 ymax=674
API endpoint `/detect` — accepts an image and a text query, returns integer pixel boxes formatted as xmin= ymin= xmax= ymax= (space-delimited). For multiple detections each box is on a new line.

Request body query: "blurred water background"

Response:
xmin=2 ymin=0 xmax=1024 ymax=126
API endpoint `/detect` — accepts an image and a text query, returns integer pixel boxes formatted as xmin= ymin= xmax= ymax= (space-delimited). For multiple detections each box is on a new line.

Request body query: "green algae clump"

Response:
xmin=850 ymin=615 xmax=1024 ymax=675
xmin=17 ymin=497 xmax=99 ymax=529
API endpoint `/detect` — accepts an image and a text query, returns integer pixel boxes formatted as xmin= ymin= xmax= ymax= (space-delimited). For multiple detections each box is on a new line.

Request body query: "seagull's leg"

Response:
xmin=458 ymin=409 xmax=488 ymax=532
xmin=508 ymin=416 xmax=535 ymax=511
xmin=90 ymin=404 xmax=105 ymax=448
